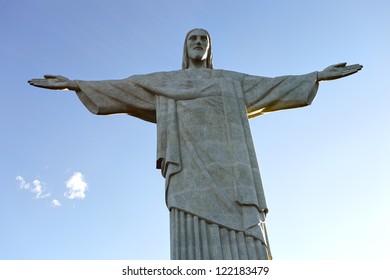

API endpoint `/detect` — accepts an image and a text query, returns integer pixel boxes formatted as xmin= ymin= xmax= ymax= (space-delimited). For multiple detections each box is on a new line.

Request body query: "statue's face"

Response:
xmin=186 ymin=29 xmax=210 ymax=62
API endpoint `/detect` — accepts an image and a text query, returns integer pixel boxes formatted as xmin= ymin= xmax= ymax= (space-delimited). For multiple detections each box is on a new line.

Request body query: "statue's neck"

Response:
xmin=187 ymin=59 xmax=207 ymax=69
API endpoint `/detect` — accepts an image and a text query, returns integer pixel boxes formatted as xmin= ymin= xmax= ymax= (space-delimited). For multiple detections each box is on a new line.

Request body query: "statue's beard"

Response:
xmin=192 ymin=53 xmax=208 ymax=63
xmin=188 ymin=50 xmax=207 ymax=62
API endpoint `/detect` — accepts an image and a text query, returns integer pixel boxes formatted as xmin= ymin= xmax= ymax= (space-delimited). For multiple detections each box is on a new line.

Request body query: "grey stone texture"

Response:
xmin=28 ymin=28 xmax=362 ymax=260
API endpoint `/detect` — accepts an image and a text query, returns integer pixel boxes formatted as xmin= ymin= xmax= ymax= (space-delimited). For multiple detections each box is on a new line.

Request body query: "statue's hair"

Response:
xmin=182 ymin=28 xmax=213 ymax=69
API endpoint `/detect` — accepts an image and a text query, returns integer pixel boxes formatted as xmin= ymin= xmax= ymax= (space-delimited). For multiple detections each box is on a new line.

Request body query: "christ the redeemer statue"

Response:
xmin=29 ymin=28 xmax=362 ymax=260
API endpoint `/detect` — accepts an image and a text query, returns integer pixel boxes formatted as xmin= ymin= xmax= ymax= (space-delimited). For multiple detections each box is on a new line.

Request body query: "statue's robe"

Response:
xmin=75 ymin=69 xmax=319 ymax=259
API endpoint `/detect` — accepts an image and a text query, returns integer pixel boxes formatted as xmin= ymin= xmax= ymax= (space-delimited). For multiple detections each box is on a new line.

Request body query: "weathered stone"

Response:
xmin=28 ymin=28 xmax=362 ymax=260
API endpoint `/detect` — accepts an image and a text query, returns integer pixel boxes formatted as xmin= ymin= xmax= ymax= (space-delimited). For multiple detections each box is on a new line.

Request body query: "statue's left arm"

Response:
xmin=243 ymin=62 xmax=362 ymax=118
xmin=317 ymin=62 xmax=362 ymax=82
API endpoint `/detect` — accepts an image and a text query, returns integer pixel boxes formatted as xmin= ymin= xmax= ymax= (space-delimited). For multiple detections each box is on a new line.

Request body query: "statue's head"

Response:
xmin=182 ymin=28 xmax=213 ymax=69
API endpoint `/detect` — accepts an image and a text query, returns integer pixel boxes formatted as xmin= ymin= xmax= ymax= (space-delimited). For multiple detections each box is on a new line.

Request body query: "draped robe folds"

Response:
xmin=74 ymin=69 xmax=319 ymax=259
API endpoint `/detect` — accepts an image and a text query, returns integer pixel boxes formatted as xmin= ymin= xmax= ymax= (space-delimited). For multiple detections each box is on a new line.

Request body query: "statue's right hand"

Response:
xmin=28 ymin=75 xmax=73 ymax=90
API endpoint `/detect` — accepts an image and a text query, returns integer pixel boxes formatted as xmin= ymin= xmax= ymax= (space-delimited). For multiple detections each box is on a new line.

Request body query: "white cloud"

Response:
xmin=32 ymin=179 xmax=51 ymax=199
xmin=51 ymin=199 xmax=61 ymax=207
xmin=16 ymin=176 xmax=50 ymax=198
xmin=16 ymin=172 xmax=88 ymax=204
xmin=32 ymin=179 xmax=43 ymax=198
xmin=16 ymin=175 xmax=30 ymax=190
xmin=64 ymin=172 xmax=88 ymax=200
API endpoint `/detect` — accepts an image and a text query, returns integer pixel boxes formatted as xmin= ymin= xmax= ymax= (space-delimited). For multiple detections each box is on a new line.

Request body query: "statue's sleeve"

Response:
xmin=74 ymin=76 xmax=156 ymax=123
xmin=242 ymin=72 xmax=319 ymax=118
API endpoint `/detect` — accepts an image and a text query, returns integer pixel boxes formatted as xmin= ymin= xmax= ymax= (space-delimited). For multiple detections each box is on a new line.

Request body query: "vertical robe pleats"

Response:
xmin=170 ymin=208 xmax=269 ymax=260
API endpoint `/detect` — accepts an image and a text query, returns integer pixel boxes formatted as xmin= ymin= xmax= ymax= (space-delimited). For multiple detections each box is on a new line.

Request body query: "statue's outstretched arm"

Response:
xmin=28 ymin=75 xmax=80 ymax=91
xmin=317 ymin=62 xmax=363 ymax=82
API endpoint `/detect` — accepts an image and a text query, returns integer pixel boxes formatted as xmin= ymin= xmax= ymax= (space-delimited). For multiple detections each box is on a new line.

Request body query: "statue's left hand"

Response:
xmin=28 ymin=75 xmax=79 ymax=91
xmin=317 ymin=63 xmax=363 ymax=82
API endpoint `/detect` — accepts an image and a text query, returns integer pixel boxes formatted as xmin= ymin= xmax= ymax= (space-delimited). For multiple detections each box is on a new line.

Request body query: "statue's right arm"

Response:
xmin=28 ymin=75 xmax=80 ymax=91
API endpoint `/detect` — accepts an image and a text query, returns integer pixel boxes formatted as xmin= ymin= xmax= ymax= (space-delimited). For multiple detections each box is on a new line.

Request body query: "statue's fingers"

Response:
xmin=334 ymin=62 xmax=347 ymax=68
xmin=344 ymin=64 xmax=363 ymax=73
xmin=28 ymin=78 xmax=44 ymax=85
xmin=342 ymin=70 xmax=356 ymax=76
xmin=346 ymin=64 xmax=363 ymax=70
xmin=342 ymin=67 xmax=362 ymax=77
xmin=44 ymin=74 xmax=58 ymax=79
xmin=28 ymin=78 xmax=54 ymax=87
xmin=31 ymin=83 xmax=51 ymax=89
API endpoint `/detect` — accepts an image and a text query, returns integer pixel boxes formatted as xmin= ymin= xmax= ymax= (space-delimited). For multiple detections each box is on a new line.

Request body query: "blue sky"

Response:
xmin=1 ymin=0 xmax=389 ymax=260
